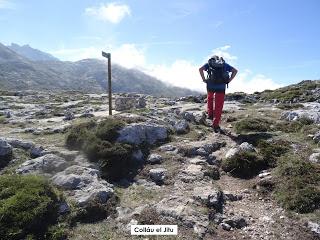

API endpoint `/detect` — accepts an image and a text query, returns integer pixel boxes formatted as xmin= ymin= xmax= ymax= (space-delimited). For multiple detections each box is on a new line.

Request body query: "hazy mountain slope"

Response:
xmin=8 ymin=43 xmax=59 ymax=61
xmin=0 ymin=44 xmax=199 ymax=97
xmin=0 ymin=43 xmax=27 ymax=63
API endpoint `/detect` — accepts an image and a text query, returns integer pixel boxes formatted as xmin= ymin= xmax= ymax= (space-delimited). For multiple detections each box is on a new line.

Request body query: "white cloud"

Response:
xmin=50 ymin=44 xmax=281 ymax=93
xmin=85 ymin=3 xmax=130 ymax=23
xmin=112 ymin=44 xmax=146 ymax=68
xmin=147 ymin=60 xmax=204 ymax=92
xmin=207 ymin=45 xmax=238 ymax=64
xmin=228 ymin=69 xmax=283 ymax=93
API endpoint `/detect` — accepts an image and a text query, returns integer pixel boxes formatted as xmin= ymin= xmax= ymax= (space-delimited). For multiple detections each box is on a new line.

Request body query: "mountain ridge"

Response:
xmin=0 ymin=43 xmax=200 ymax=97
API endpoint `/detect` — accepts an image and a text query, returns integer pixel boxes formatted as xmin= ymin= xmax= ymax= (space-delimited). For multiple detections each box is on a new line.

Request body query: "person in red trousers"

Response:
xmin=199 ymin=55 xmax=237 ymax=133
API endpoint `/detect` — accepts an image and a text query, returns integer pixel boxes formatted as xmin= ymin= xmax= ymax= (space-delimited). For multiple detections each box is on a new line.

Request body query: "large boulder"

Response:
xmin=16 ymin=154 xmax=68 ymax=175
xmin=0 ymin=138 xmax=13 ymax=168
xmin=117 ymin=123 xmax=168 ymax=145
xmin=52 ymin=165 xmax=114 ymax=206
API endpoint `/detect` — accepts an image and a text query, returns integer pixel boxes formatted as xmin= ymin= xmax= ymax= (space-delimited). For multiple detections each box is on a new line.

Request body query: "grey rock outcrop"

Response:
xmin=117 ymin=123 xmax=168 ymax=145
xmin=225 ymin=142 xmax=255 ymax=159
xmin=281 ymin=104 xmax=320 ymax=123
xmin=174 ymin=120 xmax=190 ymax=134
xmin=52 ymin=165 xmax=114 ymax=206
xmin=5 ymin=138 xmax=35 ymax=150
xmin=147 ymin=153 xmax=163 ymax=164
xmin=0 ymin=138 xmax=13 ymax=167
xmin=149 ymin=168 xmax=167 ymax=184
xmin=16 ymin=154 xmax=67 ymax=175
xmin=115 ymin=96 xmax=146 ymax=111
xmin=313 ymin=131 xmax=320 ymax=143
xmin=309 ymin=152 xmax=320 ymax=164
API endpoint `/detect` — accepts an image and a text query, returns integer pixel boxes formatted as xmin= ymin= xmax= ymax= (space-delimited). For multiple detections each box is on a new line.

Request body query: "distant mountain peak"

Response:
xmin=8 ymin=43 xmax=60 ymax=61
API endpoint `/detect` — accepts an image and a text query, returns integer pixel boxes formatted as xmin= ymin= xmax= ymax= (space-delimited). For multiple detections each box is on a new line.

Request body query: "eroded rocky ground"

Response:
xmin=0 ymin=91 xmax=320 ymax=240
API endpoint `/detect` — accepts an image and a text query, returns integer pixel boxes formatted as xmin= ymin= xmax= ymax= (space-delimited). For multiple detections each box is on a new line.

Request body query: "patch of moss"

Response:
xmin=0 ymin=174 xmax=61 ymax=240
xmin=275 ymin=154 xmax=320 ymax=213
xmin=234 ymin=117 xmax=272 ymax=133
xmin=222 ymin=151 xmax=266 ymax=178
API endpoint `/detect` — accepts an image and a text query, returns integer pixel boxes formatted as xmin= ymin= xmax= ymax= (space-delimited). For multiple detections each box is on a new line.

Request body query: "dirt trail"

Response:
xmin=212 ymin=131 xmax=319 ymax=240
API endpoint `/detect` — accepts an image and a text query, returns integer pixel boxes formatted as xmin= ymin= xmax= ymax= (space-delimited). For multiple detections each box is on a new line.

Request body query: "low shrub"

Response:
xmin=276 ymin=103 xmax=304 ymax=110
xmin=234 ymin=118 xmax=271 ymax=133
xmin=0 ymin=175 xmax=61 ymax=240
xmin=0 ymin=116 xmax=6 ymax=124
xmin=71 ymin=195 xmax=119 ymax=223
xmin=204 ymin=165 xmax=220 ymax=180
xmin=65 ymin=121 xmax=96 ymax=150
xmin=65 ymin=118 xmax=135 ymax=181
xmin=275 ymin=154 xmax=320 ymax=213
xmin=222 ymin=151 xmax=266 ymax=178
xmin=275 ymin=117 xmax=314 ymax=133
xmin=257 ymin=139 xmax=290 ymax=167
xmin=84 ymin=140 xmax=133 ymax=181
xmin=95 ymin=118 xmax=125 ymax=142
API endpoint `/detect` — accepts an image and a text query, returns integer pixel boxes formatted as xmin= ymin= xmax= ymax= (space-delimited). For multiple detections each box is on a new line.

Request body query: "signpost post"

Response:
xmin=102 ymin=51 xmax=112 ymax=115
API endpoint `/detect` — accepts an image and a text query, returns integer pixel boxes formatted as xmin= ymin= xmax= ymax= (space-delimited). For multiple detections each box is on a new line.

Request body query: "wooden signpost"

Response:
xmin=102 ymin=51 xmax=112 ymax=115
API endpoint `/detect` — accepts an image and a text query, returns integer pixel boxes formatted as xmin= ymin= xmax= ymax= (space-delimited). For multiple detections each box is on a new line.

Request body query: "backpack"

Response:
xmin=206 ymin=57 xmax=230 ymax=84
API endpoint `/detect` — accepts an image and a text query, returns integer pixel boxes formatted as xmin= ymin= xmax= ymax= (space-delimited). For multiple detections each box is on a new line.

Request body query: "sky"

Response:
xmin=1 ymin=0 xmax=320 ymax=93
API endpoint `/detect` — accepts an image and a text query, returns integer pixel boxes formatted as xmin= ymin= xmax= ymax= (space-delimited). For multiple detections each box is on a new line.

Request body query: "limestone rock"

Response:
xmin=5 ymin=138 xmax=35 ymax=150
xmin=16 ymin=154 xmax=67 ymax=175
xmin=309 ymin=152 xmax=320 ymax=164
xmin=147 ymin=153 xmax=163 ymax=164
xmin=0 ymin=138 xmax=13 ymax=168
xmin=174 ymin=120 xmax=190 ymax=134
xmin=225 ymin=142 xmax=255 ymax=159
xmin=52 ymin=165 xmax=114 ymax=206
xmin=117 ymin=123 xmax=168 ymax=145
xmin=149 ymin=168 xmax=167 ymax=183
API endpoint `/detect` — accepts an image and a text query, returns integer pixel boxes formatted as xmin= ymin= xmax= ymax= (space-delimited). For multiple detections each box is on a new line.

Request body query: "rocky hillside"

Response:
xmin=0 ymin=43 xmax=199 ymax=97
xmin=8 ymin=43 xmax=60 ymax=61
xmin=0 ymin=88 xmax=319 ymax=240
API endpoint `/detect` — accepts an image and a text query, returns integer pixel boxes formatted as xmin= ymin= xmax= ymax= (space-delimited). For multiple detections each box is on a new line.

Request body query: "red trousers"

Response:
xmin=207 ymin=91 xmax=225 ymax=127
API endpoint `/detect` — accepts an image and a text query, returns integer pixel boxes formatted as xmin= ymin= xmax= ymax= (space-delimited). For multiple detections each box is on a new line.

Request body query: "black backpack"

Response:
xmin=206 ymin=57 xmax=230 ymax=84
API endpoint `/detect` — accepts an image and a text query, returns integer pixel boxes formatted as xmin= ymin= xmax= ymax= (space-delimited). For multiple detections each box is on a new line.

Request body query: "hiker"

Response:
xmin=199 ymin=55 xmax=238 ymax=133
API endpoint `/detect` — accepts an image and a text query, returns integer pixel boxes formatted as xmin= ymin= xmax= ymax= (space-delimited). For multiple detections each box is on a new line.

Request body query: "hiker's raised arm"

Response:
xmin=199 ymin=66 xmax=206 ymax=82
xmin=229 ymin=67 xmax=238 ymax=82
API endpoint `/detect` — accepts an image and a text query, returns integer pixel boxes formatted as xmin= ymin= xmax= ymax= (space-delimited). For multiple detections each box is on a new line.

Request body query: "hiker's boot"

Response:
xmin=213 ymin=125 xmax=223 ymax=134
